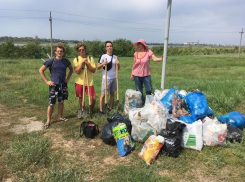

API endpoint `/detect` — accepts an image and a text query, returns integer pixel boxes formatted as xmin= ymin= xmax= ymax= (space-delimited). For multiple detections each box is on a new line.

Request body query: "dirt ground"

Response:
xmin=0 ymin=104 xmax=44 ymax=134
xmin=0 ymin=104 xmax=44 ymax=182
xmin=0 ymin=103 xmax=231 ymax=182
xmin=0 ymin=103 xmax=125 ymax=182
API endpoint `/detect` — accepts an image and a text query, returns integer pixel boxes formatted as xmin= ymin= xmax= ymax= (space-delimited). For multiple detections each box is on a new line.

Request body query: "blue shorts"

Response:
xmin=49 ymin=83 xmax=68 ymax=105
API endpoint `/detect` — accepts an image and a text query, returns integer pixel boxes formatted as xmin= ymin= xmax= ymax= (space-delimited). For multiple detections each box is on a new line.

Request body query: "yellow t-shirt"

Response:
xmin=73 ymin=56 xmax=96 ymax=86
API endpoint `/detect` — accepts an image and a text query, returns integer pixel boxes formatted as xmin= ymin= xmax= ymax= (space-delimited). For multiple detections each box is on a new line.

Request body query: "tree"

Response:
xmin=113 ymin=39 xmax=134 ymax=57
xmin=24 ymin=42 xmax=41 ymax=59
xmin=0 ymin=41 xmax=15 ymax=58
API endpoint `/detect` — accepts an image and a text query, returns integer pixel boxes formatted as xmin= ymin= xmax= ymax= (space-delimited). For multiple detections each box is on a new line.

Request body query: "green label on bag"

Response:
xmin=186 ymin=134 xmax=196 ymax=146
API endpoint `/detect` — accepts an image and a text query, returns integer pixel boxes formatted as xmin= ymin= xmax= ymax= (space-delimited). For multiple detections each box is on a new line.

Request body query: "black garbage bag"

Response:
xmin=226 ymin=124 xmax=243 ymax=143
xmin=159 ymin=119 xmax=186 ymax=158
xmin=100 ymin=113 xmax=132 ymax=145
xmin=110 ymin=113 xmax=132 ymax=134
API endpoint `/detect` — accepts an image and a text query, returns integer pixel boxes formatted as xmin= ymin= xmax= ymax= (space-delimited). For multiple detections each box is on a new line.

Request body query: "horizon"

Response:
xmin=0 ymin=36 xmax=243 ymax=46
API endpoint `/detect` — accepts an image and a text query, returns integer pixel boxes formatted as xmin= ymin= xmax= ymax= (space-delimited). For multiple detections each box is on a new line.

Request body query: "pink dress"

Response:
xmin=132 ymin=49 xmax=153 ymax=77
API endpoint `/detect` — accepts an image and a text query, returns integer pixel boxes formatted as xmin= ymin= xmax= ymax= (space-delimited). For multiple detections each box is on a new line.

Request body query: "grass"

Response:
xmin=0 ymin=53 xmax=245 ymax=181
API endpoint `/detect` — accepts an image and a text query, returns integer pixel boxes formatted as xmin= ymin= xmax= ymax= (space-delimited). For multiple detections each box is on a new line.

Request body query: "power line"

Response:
xmin=53 ymin=18 xmax=164 ymax=32
xmin=0 ymin=8 xmax=242 ymax=30
xmin=0 ymin=9 xmax=49 ymax=13
xmin=0 ymin=16 xmax=47 ymax=19
xmin=0 ymin=9 xmax=243 ymax=36
xmin=52 ymin=11 xmax=165 ymax=27
xmin=53 ymin=18 xmax=238 ymax=34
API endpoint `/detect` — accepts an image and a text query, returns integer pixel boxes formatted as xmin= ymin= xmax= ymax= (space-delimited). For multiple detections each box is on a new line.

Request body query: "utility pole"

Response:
xmin=238 ymin=28 xmax=244 ymax=58
xmin=161 ymin=0 xmax=172 ymax=89
xmin=49 ymin=11 xmax=53 ymax=57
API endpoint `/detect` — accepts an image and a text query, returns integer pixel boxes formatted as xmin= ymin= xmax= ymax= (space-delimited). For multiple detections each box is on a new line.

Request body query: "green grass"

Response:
xmin=1 ymin=54 xmax=245 ymax=181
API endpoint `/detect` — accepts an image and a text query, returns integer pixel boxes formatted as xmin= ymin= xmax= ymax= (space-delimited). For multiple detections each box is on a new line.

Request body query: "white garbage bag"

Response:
xmin=182 ymin=120 xmax=203 ymax=151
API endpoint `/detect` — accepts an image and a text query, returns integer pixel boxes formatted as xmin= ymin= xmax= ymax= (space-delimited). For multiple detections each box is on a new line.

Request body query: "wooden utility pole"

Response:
xmin=238 ymin=28 xmax=244 ymax=58
xmin=49 ymin=11 xmax=53 ymax=57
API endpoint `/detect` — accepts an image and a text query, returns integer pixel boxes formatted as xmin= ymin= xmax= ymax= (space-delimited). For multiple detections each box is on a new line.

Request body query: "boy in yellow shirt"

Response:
xmin=73 ymin=43 xmax=96 ymax=114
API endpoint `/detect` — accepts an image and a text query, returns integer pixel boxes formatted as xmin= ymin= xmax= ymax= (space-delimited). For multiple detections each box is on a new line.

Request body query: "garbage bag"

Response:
xmin=124 ymin=89 xmax=142 ymax=114
xmin=182 ymin=120 xmax=203 ymax=151
xmin=217 ymin=111 xmax=245 ymax=129
xmin=145 ymin=95 xmax=154 ymax=105
xmin=185 ymin=90 xmax=214 ymax=121
xmin=159 ymin=119 xmax=186 ymax=158
xmin=100 ymin=113 xmax=132 ymax=145
xmin=141 ymin=101 xmax=168 ymax=133
xmin=160 ymin=88 xmax=175 ymax=113
xmin=202 ymin=118 xmax=227 ymax=146
xmin=128 ymin=108 xmax=145 ymax=123
xmin=154 ymin=89 xmax=169 ymax=101
xmin=226 ymin=124 xmax=243 ymax=143
xmin=172 ymin=92 xmax=188 ymax=118
xmin=179 ymin=115 xmax=195 ymax=124
xmin=131 ymin=121 xmax=156 ymax=142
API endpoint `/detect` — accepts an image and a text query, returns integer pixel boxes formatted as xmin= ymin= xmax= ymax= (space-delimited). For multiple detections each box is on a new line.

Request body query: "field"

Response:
xmin=1 ymin=53 xmax=245 ymax=182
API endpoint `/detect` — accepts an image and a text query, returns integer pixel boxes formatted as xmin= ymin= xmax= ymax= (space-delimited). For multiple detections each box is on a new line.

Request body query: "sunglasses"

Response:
xmin=78 ymin=49 xmax=85 ymax=52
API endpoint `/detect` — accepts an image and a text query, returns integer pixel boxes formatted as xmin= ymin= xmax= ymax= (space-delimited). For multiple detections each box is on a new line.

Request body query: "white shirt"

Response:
xmin=99 ymin=54 xmax=117 ymax=79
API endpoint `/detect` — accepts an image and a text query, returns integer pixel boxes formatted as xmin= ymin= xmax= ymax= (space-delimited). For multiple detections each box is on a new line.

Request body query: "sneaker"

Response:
xmin=99 ymin=111 xmax=104 ymax=116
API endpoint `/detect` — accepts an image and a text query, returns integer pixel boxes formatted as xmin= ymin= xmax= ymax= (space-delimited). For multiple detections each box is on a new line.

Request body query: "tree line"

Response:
xmin=0 ymin=39 xmax=244 ymax=59
xmin=0 ymin=39 xmax=135 ymax=59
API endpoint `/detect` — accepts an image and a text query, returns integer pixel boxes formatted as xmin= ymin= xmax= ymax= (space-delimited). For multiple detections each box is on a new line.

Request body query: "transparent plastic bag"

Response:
xmin=124 ymin=89 xmax=142 ymax=114
xmin=172 ymin=92 xmax=188 ymax=118
xmin=203 ymin=117 xmax=227 ymax=146
xmin=131 ymin=121 xmax=156 ymax=142
xmin=154 ymin=89 xmax=169 ymax=101
xmin=128 ymin=108 xmax=145 ymax=123
xmin=141 ymin=101 xmax=168 ymax=133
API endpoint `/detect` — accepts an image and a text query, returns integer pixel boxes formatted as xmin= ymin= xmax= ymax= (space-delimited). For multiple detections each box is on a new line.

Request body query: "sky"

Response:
xmin=0 ymin=0 xmax=244 ymax=45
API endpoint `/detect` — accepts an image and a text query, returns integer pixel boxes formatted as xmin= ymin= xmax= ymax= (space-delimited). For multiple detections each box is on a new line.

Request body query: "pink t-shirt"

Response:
xmin=132 ymin=49 xmax=153 ymax=77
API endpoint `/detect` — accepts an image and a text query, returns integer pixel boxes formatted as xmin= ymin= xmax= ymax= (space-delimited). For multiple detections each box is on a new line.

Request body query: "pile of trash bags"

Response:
xmin=100 ymin=87 xmax=244 ymax=165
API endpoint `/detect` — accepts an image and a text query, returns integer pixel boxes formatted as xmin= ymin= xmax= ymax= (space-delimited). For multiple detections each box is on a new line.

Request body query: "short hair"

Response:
xmin=105 ymin=41 xmax=113 ymax=47
xmin=55 ymin=42 xmax=66 ymax=52
xmin=76 ymin=42 xmax=87 ymax=52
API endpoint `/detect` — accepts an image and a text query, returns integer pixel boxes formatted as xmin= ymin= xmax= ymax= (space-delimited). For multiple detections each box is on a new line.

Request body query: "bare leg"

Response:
xmin=90 ymin=96 xmax=96 ymax=113
xmin=79 ymin=97 xmax=86 ymax=110
xmin=58 ymin=102 xmax=64 ymax=120
xmin=109 ymin=92 xmax=114 ymax=109
xmin=100 ymin=94 xmax=105 ymax=112
xmin=47 ymin=105 xmax=54 ymax=124
xmin=79 ymin=97 xmax=83 ymax=110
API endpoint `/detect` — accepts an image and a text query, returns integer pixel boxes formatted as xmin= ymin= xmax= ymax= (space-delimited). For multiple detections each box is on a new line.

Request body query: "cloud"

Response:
xmin=0 ymin=0 xmax=244 ymax=45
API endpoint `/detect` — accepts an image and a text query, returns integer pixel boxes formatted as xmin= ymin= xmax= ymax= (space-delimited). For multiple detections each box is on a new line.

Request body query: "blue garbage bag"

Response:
xmin=179 ymin=115 xmax=195 ymax=124
xmin=217 ymin=111 xmax=245 ymax=129
xmin=160 ymin=88 xmax=175 ymax=113
xmin=185 ymin=91 xmax=214 ymax=121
